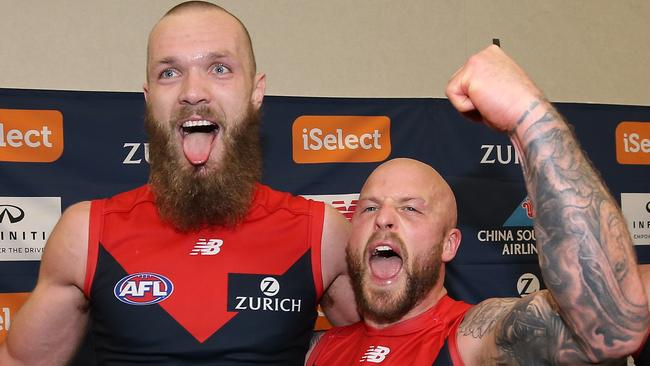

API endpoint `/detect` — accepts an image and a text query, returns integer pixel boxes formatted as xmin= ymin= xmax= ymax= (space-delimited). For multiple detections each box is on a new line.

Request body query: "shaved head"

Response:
xmin=147 ymin=1 xmax=257 ymax=80
xmin=348 ymin=158 xmax=461 ymax=326
xmin=361 ymin=158 xmax=458 ymax=231
xmin=142 ymin=1 xmax=267 ymax=231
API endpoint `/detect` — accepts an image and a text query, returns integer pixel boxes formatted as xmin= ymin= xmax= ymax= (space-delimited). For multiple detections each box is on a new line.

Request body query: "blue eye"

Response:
xmin=214 ymin=64 xmax=231 ymax=74
xmin=159 ymin=69 xmax=178 ymax=79
xmin=362 ymin=206 xmax=377 ymax=213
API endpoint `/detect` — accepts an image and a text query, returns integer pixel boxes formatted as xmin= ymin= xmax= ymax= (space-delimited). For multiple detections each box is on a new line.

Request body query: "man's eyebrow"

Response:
xmin=204 ymin=51 xmax=231 ymax=60
xmin=153 ymin=52 xmax=233 ymax=67
xmin=357 ymin=196 xmax=425 ymax=204
xmin=152 ymin=56 xmax=177 ymax=67
xmin=397 ymin=197 xmax=426 ymax=206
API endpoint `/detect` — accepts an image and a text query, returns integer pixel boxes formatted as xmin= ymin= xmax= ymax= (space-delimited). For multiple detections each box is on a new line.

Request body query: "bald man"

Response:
xmin=307 ymin=46 xmax=649 ymax=365
xmin=0 ymin=2 xmax=357 ymax=365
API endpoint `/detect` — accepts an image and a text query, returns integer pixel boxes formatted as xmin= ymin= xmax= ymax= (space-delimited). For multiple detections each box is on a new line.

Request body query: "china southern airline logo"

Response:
xmin=360 ymin=345 xmax=390 ymax=363
xmin=476 ymin=196 xmax=537 ymax=256
xmin=114 ymin=273 xmax=174 ymax=305
xmin=190 ymin=238 xmax=224 ymax=256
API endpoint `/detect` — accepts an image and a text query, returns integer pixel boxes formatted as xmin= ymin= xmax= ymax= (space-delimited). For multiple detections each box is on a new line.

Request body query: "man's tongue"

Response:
xmin=369 ymin=256 xmax=402 ymax=280
xmin=183 ymin=132 xmax=215 ymax=165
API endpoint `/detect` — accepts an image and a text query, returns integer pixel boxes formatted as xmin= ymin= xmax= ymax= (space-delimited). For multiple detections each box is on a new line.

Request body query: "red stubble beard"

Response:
xmin=144 ymin=104 xmax=262 ymax=232
xmin=346 ymin=231 xmax=442 ymax=325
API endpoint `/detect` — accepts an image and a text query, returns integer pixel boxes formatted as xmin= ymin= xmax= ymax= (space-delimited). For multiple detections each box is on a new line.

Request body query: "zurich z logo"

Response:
xmin=114 ymin=272 xmax=174 ymax=305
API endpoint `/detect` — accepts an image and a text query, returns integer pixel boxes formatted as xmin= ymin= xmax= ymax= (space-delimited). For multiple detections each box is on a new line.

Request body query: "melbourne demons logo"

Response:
xmin=114 ymin=272 xmax=174 ymax=305
xmin=301 ymin=193 xmax=359 ymax=221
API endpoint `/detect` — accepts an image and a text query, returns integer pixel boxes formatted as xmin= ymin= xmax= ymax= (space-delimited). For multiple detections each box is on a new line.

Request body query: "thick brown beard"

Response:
xmin=145 ymin=105 xmax=262 ymax=232
xmin=346 ymin=233 xmax=441 ymax=325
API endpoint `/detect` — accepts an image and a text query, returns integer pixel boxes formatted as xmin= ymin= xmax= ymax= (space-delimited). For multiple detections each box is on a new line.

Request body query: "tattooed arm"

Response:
xmin=447 ymin=46 xmax=649 ymax=364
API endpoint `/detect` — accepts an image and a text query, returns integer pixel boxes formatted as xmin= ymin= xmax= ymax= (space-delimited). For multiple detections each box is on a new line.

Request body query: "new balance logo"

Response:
xmin=360 ymin=345 xmax=390 ymax=363
xmin=190 ymin=239 xmax=223 ymax=256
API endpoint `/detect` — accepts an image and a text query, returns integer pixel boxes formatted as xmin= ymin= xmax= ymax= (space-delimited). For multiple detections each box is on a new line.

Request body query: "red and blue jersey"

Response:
xmin=306 ymin=295 xmax=471 ymax=366
xmin=84 ymin=184 xmax=325 ymax=365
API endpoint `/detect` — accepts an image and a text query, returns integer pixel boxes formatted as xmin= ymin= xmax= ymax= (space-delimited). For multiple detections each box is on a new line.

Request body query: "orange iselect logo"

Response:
xmin=616 ymin=121 xmax=650 ymax=165
xmin=0 ymin=292 xmax=30 ymax=342
xmin=0 ymin=109 xmax=64 ymax=162
xmin=292 ymin=116 xmax=391 ymax=163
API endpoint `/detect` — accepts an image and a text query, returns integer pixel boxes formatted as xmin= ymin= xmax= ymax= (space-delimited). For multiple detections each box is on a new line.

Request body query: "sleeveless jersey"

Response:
xmin=306 ymin=295 xmax=471 ymax=366
xmin=633 ymin=326 xmax=650 ymax=365
xmin=84 ymin=184 xmax=325 ymax=365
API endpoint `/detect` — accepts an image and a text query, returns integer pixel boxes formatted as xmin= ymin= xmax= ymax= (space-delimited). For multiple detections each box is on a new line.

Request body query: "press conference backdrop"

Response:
xmin=0 ymin=88 xmax=649 ymax=362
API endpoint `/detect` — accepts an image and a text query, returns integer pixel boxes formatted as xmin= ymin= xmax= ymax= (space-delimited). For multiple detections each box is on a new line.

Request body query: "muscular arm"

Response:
xmin=0 ymin=202 xmax=91 ymax=365
xmin=319 ymin=204 xmax=359 ymax=326
xmin=448 ymin=45 xmax=648 ymax=364
xmin=459 ymin=292 xmax=595 ymax=365
xmin=511 ymin=100 xmax=647 ymax=361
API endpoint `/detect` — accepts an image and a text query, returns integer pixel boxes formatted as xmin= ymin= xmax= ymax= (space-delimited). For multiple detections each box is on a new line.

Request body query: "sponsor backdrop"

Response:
xmin=0 ymin=88 xmax=649 ymax=362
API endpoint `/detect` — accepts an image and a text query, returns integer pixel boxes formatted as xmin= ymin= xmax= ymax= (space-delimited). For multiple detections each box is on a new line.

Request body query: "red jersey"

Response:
xmin=84 ymin=183 xmax=325 ymax=365
xmin=307 ymin=295 xmax=471 ymax=366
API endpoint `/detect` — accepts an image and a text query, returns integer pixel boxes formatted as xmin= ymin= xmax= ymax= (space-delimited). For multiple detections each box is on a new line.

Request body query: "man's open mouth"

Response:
xmin=369 ymin=244 xmax=403 ymax=281
xmin=180 ymin=120 xmax=220 ymax=165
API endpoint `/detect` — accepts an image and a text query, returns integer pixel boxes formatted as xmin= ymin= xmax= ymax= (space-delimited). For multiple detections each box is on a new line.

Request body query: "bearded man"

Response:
xmin=0 ymin=2 xmax=357 ymax=365
xmin=307 ymin=45 xmax=649 ymax=366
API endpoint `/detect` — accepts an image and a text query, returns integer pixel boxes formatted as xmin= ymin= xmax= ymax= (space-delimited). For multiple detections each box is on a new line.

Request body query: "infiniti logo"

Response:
xmin=0 ymin=205 xmax=25 ymax=224
xmin=646 ymin=201 xmax=650 ymax=214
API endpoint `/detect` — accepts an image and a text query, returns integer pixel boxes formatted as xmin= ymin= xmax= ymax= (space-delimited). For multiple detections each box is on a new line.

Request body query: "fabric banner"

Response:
xmin=1 ymin=88 xmax=649 ymax=361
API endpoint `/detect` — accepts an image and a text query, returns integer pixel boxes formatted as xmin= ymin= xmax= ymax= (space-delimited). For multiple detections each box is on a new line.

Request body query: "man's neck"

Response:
xmin=365 ymin=286 xmax=448 ymax=330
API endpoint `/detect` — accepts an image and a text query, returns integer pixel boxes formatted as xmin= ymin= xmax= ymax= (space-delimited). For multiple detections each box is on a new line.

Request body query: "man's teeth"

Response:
xmin=373 ymin=245 xmax=397 ymax=257
xmin=182 ymin=120 xmax=214 ymax=128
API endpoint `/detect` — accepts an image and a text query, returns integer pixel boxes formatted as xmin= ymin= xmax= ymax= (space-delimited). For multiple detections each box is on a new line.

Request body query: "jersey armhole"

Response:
xmin=309 ymin=200 xmax=325 ymax=299
xmin=83 ymin=199 xmax=104 ymax=298
xmin=633 ymin=326 xmax=650 ymax=359
xmin=448 ymin=313 xmax=468 ymax=366
xmin=305 ymin=329 xmax=331 ymax=366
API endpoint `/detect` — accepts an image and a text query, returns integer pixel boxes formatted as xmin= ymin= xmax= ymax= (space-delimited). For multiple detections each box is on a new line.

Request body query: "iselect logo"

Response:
xmin=0 ymin=109 xmax=64 ymax=162
xmin=292 ymin=116 xmax=390 ymax=163
xmin=615 ymin=121 xmax=650 ymax=165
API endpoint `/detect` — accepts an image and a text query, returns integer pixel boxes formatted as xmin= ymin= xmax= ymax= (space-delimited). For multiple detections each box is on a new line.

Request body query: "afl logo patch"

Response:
xmin=114 ymin=272 xmax=174 ymax=305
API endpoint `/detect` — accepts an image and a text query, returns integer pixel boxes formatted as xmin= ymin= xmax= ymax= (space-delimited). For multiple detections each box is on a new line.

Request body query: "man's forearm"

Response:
xmin=512 ymin=98 xmax=649 ymax=359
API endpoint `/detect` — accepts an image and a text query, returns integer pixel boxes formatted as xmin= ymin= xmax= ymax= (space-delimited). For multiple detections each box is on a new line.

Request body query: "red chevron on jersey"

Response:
xmin=85 ymin=184 xmax=325 ymax=344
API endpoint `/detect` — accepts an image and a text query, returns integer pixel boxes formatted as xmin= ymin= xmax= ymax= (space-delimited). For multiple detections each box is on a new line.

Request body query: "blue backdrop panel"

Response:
xmin=0 ymin=89 xmax=649 ymax=365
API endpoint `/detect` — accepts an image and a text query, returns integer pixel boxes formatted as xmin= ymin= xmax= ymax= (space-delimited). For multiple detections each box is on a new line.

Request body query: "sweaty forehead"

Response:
xmin=148 ymin=9 xmax=251 ymax=67
xmin=362 ymin=161 xmax=438 ymax=199
xmin=362 ymin=159 xmax=456 ymax=208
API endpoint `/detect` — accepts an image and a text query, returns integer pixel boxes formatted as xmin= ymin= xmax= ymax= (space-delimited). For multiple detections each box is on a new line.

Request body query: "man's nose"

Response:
xmin=374 ymin=207 xmax=396 ymax=231
xmin=179 ymin=70 xmax=210 ymax=105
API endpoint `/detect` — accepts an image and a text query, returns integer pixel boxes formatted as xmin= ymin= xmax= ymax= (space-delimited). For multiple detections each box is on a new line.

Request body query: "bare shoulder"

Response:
xmin=0 ymin=202 xmax=92 ymax=364
xmin=456 ymin=291 xmax=595 ymax=365
xmin=320 ymin=203 xmax=351 ymax=283
xmin=318 ymin=204 xmax=358 ymax=325
xmin=39 ymin=201 xmax=92 ymax=289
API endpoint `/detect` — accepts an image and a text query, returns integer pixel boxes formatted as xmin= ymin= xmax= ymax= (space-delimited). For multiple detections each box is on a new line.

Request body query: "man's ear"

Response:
xmin=251 ymin=73 xmax=266 ymax=109
xmin=143 ymin=82 xmax=149 ymax=103
xmin=441 ymin=228 xmax=461 ymax=263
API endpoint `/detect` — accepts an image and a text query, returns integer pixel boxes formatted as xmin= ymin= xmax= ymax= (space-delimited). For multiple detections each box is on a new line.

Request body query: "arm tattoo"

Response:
xmin=514 ymin=101 xmax=647 ymax=361
xmin=459 ymin=298 xmax=517 ymax=339
xmin=493 ymin=292 xmax=592 ymax=365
